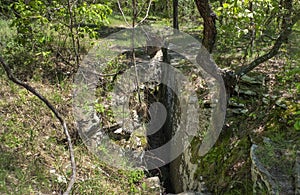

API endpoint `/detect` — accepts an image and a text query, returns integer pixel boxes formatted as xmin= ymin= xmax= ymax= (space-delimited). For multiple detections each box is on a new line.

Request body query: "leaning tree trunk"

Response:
xmin=194 ymin=0 xmax=217 ymax=53
xmin=194 ymin=0 xmax=237 ymax=95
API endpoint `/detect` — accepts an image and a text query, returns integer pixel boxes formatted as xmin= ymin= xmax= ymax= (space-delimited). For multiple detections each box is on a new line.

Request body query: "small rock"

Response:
xmin=235 ymin=86 xmax=257 ymax=96
xmin=229 ymin=108 xmax=249 ymax=114
xmin=228 ymin=100 xmax=245 ymax=108
xmin=144 ymin=176 xmax=162 ymax=194
xmin=114 ymin=128 xmax=123 ymax=134
xmin=275 ymin=98 xmax=287 ymax=109
xmin=241 ymin=75 xmax=264 ymax=85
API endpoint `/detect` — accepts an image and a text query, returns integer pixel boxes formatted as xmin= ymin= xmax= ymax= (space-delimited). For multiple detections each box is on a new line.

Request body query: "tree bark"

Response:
xmin=195 ymin=0 xmax=217 ymax=53
xmin=173 ymin=0 xmax=179 ymax=29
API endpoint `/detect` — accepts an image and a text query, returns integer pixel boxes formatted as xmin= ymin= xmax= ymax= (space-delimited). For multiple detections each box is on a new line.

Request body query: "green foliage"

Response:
xmin=212 ymin=0 xmax=283 ymax=62
xmin=0 ymin=19 xmax=15 ymax=43
xmin=75 ymin=2 xmax=112 ymax=38
xmin=95 ymin=102 xmax=105 ymax=114
xmin=178 ymin=0 xmax=197 ymax=22
xmin=0 ymin=0 xmax=14 ymax=18
xmin=151 ymin=0 xmax=172 ymax=17
xmin=194 ymin=128 xmax=252 ymax=194
xmin=0 ymin=77 xmax=147 ymax=194
xmin=127 ymin=169 xmax=145 ymax=192
xmin=12 ymin=0 xmax=112 ymax=40
xmin=1 ymin=0 xmax=111 ymax=80
xmin=277 ymin=51 xmax=300 ymax=131
xmin=294 ymin=119 xmax=300 ymax=131
xmin=285 ymin=103 xmax=300 ymax=131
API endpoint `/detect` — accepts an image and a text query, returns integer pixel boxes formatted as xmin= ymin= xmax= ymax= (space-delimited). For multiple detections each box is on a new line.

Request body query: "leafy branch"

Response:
xmin=237 ymin=2 xmax=300 ymax=77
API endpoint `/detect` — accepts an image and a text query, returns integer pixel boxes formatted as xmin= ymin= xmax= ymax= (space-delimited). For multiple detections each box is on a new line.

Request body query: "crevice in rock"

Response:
xmin=145 ymin=83 xmax=178 ymax=193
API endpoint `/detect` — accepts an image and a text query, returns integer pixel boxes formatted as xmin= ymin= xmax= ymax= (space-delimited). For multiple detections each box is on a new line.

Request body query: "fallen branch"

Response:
xmin=0 ymin=56 xmax=76 ymax=195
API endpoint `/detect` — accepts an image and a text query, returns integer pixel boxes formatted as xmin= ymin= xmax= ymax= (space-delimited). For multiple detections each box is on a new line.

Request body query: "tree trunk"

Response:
xmin=173 ymin=0 xmax=179 ymax=29
xmin=194 ymin=0 xmax=217 ymax=53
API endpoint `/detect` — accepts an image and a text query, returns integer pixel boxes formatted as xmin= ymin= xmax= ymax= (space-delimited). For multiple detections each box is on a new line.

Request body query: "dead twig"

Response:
xmin=117 ymin=0 xmax=153 ymax=27
xmin=0 ymin=56 xmax=76 ymax=195
xmin=117 ymin=0 xmax=131 ymax=27
xmin=136 ymin=0 xmax=153 ymax=27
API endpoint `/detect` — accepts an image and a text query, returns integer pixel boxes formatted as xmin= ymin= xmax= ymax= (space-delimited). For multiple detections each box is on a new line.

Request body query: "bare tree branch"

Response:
xmin=136 ymin=0 xmax=152 ymax=26
xmin=137 ymin=0 xmax=149 ymax=17
xmin=0 ymin=56 xmax=76 ymax=195
xmin=117 ymin=0 xmax=131 ymax=27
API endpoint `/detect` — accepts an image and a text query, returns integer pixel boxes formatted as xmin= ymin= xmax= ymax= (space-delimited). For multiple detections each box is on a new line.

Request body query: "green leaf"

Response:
xmin=294 ymin=120 xmax=300 ymax=131
xmin=234 ymin=0 xmax=238 ymax=7
xmin=95 ymin=103 xmax=105 ymax=113
xmin=223 ymin=3 xmax=229 ymax=9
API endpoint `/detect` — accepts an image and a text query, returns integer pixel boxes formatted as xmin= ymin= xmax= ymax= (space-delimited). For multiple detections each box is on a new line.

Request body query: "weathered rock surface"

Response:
xmin=144 ymin=176 xmax=162 ymax=194
xmin=161 ymin=44 xmax=225 ymax=193
xmin=250 ymin=138 xmax=298 ymax=194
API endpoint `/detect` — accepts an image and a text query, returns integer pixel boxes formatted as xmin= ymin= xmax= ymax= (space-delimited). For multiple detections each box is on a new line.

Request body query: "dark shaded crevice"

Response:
xmin=145 ymin=83 xmax=180 ymax=193
xmin=142 ymin=48 xmax=185 ymax=193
